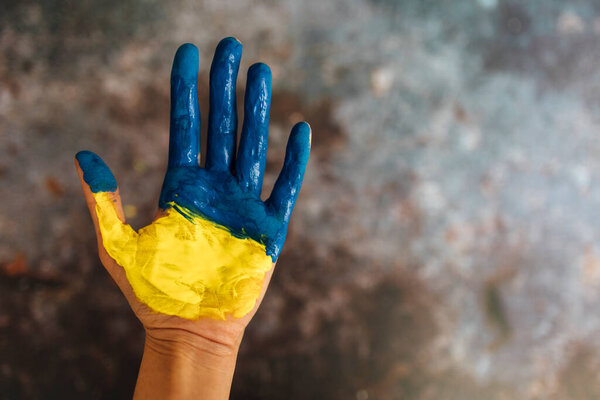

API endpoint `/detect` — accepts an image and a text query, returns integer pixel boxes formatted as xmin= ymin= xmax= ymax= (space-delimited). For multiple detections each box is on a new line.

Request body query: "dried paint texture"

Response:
xmin=93 ymin=191 xmax=272 ymax=320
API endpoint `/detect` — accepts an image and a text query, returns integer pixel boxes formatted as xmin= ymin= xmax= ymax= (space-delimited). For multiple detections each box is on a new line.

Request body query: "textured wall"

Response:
xmin=2 ymin=1 xmax=600 ymax=399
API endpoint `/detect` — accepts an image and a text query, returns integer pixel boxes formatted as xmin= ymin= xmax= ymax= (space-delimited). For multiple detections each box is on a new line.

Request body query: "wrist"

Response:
xmin=145 ymin=326 xmax=243 ymax=359
xmin=134 ymin=327 xmax=242 ymax=400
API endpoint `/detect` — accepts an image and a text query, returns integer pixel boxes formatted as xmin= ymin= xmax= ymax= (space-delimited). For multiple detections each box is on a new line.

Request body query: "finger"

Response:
xmin=169 ymin=43 xmax=201 ymax=167
xmin=75 ymin=151 xmax=137 ymax=286
xmin=75 ymin=150 xmax=122 ymax=220
xmin=266 ymin=122 xmax=311 ymax=223
xmin=205 ymin=37 xmax=242 ymax=172
xmin=236 ymin=62 xmax=272 ymax=194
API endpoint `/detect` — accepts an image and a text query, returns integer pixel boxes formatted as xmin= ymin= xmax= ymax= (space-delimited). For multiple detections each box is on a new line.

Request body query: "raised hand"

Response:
xmin=75 ymin=38 xmax=310 ymax=336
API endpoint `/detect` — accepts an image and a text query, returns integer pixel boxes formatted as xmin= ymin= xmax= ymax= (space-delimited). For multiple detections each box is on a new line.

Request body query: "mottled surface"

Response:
xmin=2 ymin=0 xmax=600 ymax=399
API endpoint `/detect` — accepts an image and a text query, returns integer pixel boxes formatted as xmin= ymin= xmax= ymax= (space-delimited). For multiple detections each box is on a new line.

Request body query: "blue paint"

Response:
xmin=160 ymin=41 xmax=308 ymax=260
xmin=235 ymin=62 xmax=272 ymax=195
xmin=206 ymin=37 xmax=242 ymax=172
xmin=159 ymin=122 xmax=310 ymax=260
xmin=76 ymin=151 xmax=117 ymax=193
xmin=76 ymin=40 xmax=310 ymax=261
xmin=266 ymin=122 xmax=311 ymax=222
xmin=169 ymin=43 xmax=201 ymax=167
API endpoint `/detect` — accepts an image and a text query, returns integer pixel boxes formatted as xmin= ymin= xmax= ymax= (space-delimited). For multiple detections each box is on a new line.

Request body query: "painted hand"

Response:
xmin=75 ymin=38 xmax=310 ymax=339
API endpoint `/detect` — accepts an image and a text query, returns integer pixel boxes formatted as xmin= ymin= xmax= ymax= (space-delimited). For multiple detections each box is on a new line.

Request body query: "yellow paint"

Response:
xmin=92 ymin=192 xmax=272 ymax=320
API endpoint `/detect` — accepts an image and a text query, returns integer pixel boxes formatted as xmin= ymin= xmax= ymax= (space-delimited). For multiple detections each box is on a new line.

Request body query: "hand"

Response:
xmin=75 ymin=37 xmax=310 ymax=399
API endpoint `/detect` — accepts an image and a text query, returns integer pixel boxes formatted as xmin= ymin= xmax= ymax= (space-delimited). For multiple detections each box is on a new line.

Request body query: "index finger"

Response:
xmin=169 ymin=43 xmax=201 ymax=167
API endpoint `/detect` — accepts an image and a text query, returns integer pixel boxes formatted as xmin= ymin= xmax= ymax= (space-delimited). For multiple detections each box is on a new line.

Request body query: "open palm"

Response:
xmin=75 ymin=38 xmax=310 ymax=347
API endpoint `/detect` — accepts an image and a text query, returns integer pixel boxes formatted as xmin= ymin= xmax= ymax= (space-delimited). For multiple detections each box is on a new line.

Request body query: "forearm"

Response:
xmin=133 ymin=328 xmax=242 ymax=400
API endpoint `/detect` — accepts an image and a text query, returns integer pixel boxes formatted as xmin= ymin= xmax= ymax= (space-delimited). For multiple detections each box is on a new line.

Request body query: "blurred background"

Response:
xmin=2 ymin=0 xmax=600 ymax=399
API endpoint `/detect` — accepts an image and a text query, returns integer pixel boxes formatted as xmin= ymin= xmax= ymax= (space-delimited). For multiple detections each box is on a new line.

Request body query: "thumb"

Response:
xmin=75 ymin=151 xmax=137 ymax=280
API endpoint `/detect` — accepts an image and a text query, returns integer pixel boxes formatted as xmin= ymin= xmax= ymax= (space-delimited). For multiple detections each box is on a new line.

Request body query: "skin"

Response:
xmin=74 ymin=37 xmax=311 ymax=399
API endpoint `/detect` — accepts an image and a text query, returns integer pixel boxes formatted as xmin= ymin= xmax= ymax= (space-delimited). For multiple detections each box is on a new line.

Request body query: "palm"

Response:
xmin=160 ymin=166 xmax=286 ymax=257
xmin=75 ymin=38 xmax=310 ymax=341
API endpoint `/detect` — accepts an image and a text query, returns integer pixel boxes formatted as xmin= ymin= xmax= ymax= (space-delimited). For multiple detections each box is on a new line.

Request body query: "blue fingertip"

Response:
xmin=247 ymin=62 xmax=272 ymax=86
xmin=245 ymin=63 xmax=272 ymax=126
xmin=215 ymin=37 xmax=242 ymax=56
xmin=289 ymin=122 xmax=312 ymax=156
xmin=171 ymin=43 xmax=199 ymax=83
xmin=282 ymin=122 xmax=311 ymax=190
xmin=75 ymin=151 xmax=117 ymax=193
